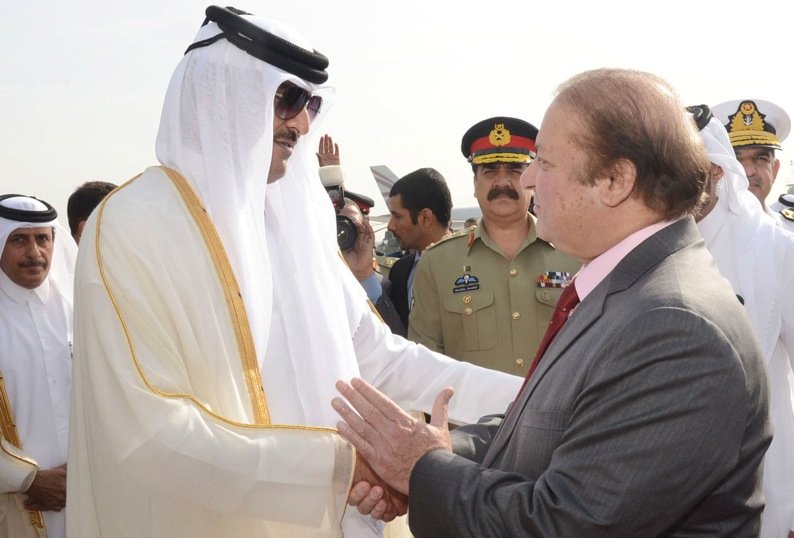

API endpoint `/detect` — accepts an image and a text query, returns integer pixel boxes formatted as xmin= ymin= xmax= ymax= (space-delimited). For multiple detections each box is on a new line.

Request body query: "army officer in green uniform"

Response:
xmin=408 ymin=116 xmax=580 ymax=376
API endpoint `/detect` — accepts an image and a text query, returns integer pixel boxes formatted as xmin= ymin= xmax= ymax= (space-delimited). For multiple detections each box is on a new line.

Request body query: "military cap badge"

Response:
xmin=711 ymin=99 xmax=791 ymax=150
xmin=461 ymin=116 xmax=539 ymax=165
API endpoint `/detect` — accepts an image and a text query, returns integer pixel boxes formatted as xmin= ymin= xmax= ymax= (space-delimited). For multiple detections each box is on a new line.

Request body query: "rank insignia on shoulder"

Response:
xmin=453 ymin=273 xmax=480 ymax=293
xmin=536 ymin=271 xmax=572 ymax=288
xmin=426 ymin=228 xmax=467 ymax=250
xmin=782 ymin=208 xmax=794 ymax=222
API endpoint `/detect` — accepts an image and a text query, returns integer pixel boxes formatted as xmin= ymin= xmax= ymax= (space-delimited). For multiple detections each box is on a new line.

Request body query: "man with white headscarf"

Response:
xmin=711 ymin=99 xmax=794 ymax=233
xmin=690 ymin=105 xmax=794 ymax=538
xmin=0 ymin=194 xmax=77 ymax=538
xmin=67 ymin=6 xmax=521 ymax=537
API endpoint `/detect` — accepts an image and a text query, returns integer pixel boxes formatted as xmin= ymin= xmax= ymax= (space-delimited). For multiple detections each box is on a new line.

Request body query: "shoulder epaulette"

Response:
xmin=425 ymin=228 xmax=469 ymax=251
xmin=781 ymin=208 xmax=794 ymax=222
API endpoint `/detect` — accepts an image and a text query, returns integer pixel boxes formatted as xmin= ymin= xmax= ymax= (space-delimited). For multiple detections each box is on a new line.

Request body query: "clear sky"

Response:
xmin=2 ymin=0 xmax=793 ymax=220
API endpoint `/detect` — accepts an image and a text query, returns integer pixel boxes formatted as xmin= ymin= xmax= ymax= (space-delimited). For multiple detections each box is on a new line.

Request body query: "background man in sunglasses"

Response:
xmin=66 ymin=6 xmax=521 ymax=538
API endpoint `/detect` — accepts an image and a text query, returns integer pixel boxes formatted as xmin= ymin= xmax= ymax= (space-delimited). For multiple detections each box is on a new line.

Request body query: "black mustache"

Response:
xmin=487 ymin=186 xmax=519 ymax=201
xmin=20 ymin=259 xmax=46 ymax=268
xmin=274 ymin=128 xmax=299 ymax=144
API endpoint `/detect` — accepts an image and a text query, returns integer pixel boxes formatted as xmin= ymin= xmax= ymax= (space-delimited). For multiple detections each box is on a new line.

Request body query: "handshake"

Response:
xmin=332 ymin=378 xmax=455 ymax=522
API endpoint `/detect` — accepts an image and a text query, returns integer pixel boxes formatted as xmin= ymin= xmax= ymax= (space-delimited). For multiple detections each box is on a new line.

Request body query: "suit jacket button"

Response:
xmin=509 ymin=268 xmax=518 ymax=276
xmin=512 ymin=311 xmax=521 ymax=320
xmin=463 ymin=307 xmax=473 ymax=316
xmin=515 ymin=358 xmax=525 ymax=367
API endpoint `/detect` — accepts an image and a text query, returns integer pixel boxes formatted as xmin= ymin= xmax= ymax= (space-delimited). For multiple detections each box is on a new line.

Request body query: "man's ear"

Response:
xmin=419 ymin=208 xmax=433 ymax=226
xmin=74 ymin=219 xmax=88 ymax=243
xmin=772 ymin=158 xmax=781 ymax=180
xmin=711 ymin=164 xmax=725 ymax=184
xmin=597 ymin=158 xmax=637 ymax=208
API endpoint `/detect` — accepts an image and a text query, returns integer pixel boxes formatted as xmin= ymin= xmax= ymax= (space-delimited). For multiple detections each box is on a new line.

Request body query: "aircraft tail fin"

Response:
xmin=369 ymin=165 xmax=399 ymax=207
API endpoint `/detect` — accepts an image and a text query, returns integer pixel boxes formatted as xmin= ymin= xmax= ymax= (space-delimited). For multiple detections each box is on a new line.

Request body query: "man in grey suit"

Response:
xmin=333 ymin=68 xmax=772 ymax=536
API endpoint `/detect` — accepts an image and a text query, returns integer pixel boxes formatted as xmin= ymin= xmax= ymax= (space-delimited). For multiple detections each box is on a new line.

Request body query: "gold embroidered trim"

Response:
xmin=0 ymin=375 xmax=22 ymax=450
xmin=161 ymin=167 xmax=270 ymax=425
xmin=93 ymin=169 xmax=340 ymax=435
xmin=367 ymin=300 xmax=383 ymax=321
xmin=0 ymin=374 xmax=45 ymax=529
xmin=472 ymin=152 xmax=532 ymax=164
xmin=727 ymin=131 xmax=782 ymax=148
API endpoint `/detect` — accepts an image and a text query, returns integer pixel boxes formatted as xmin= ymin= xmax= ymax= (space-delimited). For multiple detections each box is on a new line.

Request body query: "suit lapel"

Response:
xmin=390 ymin=253 xmax=414 ymax=321
xmin=482 ymin=285 xmax=607 ymax=465
xmin=481 ymin=218 xmax=700 ymax=466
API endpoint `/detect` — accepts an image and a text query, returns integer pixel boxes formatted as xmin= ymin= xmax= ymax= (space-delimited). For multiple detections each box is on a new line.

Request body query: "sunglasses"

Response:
xmin=274 ymin=82 xmax=322 ymax=121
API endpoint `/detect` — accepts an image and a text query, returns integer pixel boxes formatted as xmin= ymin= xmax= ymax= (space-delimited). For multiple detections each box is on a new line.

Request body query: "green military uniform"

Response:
xmin=408 ymin=219 xmax=580 ymax=376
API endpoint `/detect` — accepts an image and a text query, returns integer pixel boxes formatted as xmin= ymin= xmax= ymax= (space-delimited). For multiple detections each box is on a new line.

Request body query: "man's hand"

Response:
xmin=340 ymin=208 xmax=376 ymax=281
xmin=24 ymin=464 xmax=66 ymax=512
xmin=349 ymin=456 xmax=408 ymax=521
xmin=316 ymin=134 xmax=340 ymax=167
xmin=333 ymin=378 xmax=453 ymax=495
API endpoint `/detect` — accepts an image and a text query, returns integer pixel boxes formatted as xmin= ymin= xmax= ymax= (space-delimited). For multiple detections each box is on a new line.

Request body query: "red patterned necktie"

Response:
xmin=516 ymin=280 xmax=580 ymax=395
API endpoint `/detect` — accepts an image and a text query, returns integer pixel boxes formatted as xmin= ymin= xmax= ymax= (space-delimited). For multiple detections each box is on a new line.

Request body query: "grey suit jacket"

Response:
xmin=408 ymin=218 xmax=771 ymax=537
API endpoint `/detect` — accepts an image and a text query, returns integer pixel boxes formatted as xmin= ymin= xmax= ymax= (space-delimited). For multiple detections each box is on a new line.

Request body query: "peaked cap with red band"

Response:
xmin=461 ymin=116 xmax=539 ymax=165
xmin=344 ymin=190 xmax=375 ymax=215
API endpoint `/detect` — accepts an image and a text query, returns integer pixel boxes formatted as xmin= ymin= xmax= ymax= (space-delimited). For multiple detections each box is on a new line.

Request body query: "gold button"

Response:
xmin=463 ymin=307 xmax=473 ymax=316
xmin=515 ymin=358 xmax=525 ymax=367
xmin=509 ymin=268 xmax=518 ymax=276
xmin=463 ymin=295 xmax=472 ymax=304
xmin=512 ymin=311 xmax=521 ymax=320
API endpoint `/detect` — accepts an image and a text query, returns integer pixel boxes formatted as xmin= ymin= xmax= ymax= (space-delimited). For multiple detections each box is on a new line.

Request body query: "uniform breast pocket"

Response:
xmin=444 ymin=290 xmax=497 ymax=351
xmin=534 ymin=287 xmax=565 ymax=335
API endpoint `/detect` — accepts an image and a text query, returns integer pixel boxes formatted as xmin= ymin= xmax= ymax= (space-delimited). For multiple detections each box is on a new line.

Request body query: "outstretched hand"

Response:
xmin=316 ymin=134 xmax=340 ymax=166
xmin=333 ymin=378 xmax=453 ymax=495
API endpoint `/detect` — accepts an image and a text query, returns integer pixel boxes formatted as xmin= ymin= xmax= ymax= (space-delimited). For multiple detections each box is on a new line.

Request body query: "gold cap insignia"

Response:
xmin=488 ymin=123 xmax=512 ymax=147
xmin=712 ymin=99 xmax=790 ymax=150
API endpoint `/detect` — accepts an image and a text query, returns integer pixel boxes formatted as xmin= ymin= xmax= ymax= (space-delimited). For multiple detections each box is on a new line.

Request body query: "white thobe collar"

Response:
xmin=0 ymin=268 xmax=50 ymax=305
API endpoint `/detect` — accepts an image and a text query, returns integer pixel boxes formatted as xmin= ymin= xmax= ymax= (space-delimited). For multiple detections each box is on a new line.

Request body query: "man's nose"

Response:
xmin=520 ymin=161 xmax=537 ymax=189
xmin=24 ymin=241 xmax=43 ymax=258
xmin=286 ymin=108 xmax=311 ymax=135
xmin=739 ymin=159 xmax=756 ymax=176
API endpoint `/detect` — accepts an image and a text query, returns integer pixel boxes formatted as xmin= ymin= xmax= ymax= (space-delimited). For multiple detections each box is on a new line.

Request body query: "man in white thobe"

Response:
xmin=691 ymin=106 xmax=794 ymax=538
xmin=0 ymin=194 xmax=77 ymax=538
xmin=66 ymin=6 xmax=521 ymax=538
